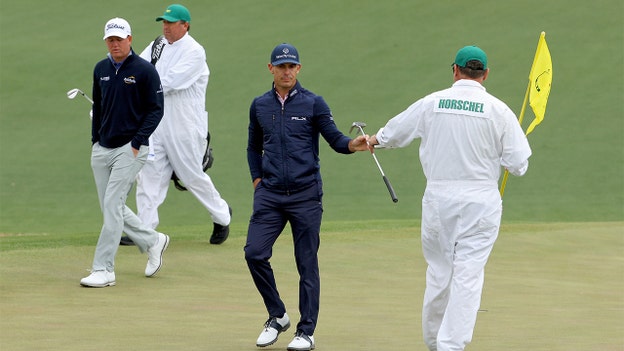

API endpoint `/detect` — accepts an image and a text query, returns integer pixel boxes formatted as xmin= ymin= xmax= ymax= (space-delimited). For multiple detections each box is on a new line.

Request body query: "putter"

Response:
xmin=67 ymin=88 xmax=94 ymax=104
xmin=350 ymin=121 xmax=398 ymax=203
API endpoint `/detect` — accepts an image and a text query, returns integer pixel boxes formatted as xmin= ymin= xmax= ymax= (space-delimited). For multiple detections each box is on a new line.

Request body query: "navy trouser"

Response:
xmin=244 ymin=182 xmax=323 ymax=336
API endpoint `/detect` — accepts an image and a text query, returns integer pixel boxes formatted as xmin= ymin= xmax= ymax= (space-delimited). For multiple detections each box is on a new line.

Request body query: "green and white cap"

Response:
xmin=156 ymin=4 xmax=191 ymax=23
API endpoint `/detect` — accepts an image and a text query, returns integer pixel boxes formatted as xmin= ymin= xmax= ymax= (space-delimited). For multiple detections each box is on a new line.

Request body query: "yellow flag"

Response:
xmin=526 ymin=32 xmax=552 ymax=135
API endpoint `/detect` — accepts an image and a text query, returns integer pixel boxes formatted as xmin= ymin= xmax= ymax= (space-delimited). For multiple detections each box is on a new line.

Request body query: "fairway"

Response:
xmin=1 ymin=0 xmax=623 ymax=350
xmin=1 ymin=0 xmax=623 ymax=233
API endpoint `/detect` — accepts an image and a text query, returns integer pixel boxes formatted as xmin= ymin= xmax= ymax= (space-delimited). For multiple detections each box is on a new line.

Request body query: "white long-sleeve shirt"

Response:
xmin=376 ymin=80 xmax=531 ymax=182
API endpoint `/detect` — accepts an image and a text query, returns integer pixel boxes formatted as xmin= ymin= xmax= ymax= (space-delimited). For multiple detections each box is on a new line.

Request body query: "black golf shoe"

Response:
xmin=209 ymin=207 xmax=232 ymax=245
xmin=119 ymin=236 xmax=135 ymax=246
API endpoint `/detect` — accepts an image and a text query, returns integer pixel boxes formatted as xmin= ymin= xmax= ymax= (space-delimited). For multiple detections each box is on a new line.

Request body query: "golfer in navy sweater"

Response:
xmin=81 ymin=17 xmax=168 ymax=288
xmin=245 ymin=43 xmax=369 ymax=350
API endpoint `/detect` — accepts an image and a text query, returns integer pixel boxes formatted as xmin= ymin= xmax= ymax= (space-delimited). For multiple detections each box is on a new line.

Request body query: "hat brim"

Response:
xmin=271 ymin=59 xmax=300 ymax=66
xmin=103 ymin=30 xmax=130 ymax=40
xmin=156 ymin=15 xmax=182 ymax=22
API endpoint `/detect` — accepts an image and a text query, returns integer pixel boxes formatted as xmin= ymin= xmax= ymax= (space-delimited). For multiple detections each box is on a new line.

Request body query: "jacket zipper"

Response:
xmin=279 ymin=104 xmax=290 ymax=195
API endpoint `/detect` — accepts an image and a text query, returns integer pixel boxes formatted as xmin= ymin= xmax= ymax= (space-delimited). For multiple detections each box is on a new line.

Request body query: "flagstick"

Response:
xmin=501 ymin=31 xmax=551 ymax=197
xmin=500 ymin=80 xmax=531 ymax=197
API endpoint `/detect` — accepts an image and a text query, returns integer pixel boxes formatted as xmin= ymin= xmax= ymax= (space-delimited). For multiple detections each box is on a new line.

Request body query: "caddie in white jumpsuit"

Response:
xmin=369 ymin=46 xmax=532 ymax=351
xmin=136 ymin=4 xmax=231 ymax=244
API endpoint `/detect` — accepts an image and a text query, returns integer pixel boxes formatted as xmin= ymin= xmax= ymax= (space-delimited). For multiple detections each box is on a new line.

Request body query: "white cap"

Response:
xmin=103 ymin=17 xmax=131 ymax=40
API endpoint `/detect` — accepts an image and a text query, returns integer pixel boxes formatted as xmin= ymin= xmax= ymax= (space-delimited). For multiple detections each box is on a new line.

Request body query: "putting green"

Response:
xmin=1 ymin=221 xmax=621 ymax=350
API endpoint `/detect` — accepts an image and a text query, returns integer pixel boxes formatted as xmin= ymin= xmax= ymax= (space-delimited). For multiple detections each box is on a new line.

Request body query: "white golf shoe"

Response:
xmin=256 ymin=313 xmax=290 ymax=347
xmin=80 ymin=270 xmax=116 ymax=288
xmin=145 ymin=233 xmax=169 ymax=277
xmin=287 ymin=331 xmax=315 ymax=351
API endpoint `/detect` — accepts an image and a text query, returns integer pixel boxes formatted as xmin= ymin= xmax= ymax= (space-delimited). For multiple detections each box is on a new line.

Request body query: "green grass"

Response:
xmin=1 ymin=0 xmax=622 ymax=235
xmin=1 ymin=221 xmax=622 ymax=350
xmin=0 ymin=0 xmax=623 ymax=350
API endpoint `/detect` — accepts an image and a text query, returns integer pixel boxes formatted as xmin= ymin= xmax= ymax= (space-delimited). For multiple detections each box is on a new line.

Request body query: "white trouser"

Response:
xmin=135 ymin=122 xmax=230 ymax=229
xmin=420 ymin=181 xmax=501 ymax=351
xmin=90 ymin=142 xmax=159 ymax=272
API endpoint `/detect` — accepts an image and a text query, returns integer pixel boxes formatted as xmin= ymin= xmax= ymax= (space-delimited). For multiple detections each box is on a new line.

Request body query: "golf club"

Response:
xmin=67 ymin=88 xmax=93 ymax=104
xmin=350 ymin=121 xmax=398 ymax=203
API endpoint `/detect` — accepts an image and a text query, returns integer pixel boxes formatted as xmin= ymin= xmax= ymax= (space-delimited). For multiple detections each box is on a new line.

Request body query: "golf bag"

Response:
xmin=171 ymin=132 xmax=214 ymax=191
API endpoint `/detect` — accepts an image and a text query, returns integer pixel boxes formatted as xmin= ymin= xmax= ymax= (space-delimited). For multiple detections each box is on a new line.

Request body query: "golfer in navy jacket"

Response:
xmin=245 ymin=43 xmax=369 ymax=351
xmin=81 ymin=17 xmax=169 ymax=288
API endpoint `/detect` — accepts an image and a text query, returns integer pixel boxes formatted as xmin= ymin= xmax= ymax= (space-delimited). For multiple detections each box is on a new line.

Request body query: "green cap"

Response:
xmin=454 ymin=45 xmax=487 ymax=69
xmin=156 ymin=4 xmax=191 ymax=23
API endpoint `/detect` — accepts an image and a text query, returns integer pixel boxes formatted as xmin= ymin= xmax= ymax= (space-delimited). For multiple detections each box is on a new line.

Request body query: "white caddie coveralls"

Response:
xmin=376 ymin=79 xmax=531 ymax=351
xmin=136 ymin=33 xmax=230 ymax=229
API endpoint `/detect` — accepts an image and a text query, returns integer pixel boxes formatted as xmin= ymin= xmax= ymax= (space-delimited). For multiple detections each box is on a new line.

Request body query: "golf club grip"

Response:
xmin=383 ymin=175 xmax=398 ymax=203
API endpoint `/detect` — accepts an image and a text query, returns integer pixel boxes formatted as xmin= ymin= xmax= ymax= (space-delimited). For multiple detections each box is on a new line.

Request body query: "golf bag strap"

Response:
xmin=149 ymin=34 xmax=188 ymax=191
xmin=150 ymin=35 xmax=166 ymax=65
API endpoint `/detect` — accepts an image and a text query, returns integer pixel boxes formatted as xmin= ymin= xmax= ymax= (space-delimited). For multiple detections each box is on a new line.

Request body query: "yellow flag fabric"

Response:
xmin=526 ymin=32 xmax=552 ymax=135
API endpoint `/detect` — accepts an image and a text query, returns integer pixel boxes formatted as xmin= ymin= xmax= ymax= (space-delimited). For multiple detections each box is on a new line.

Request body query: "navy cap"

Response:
xmin=271 ymin=43 xmax=300 ymax=65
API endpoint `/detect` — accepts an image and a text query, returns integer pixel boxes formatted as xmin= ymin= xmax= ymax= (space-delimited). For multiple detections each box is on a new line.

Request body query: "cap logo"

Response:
xmin=107 ymin=23 xmax=126 ymax=31
xmin=166 ymin=9 xmax=172 ymax=13
xmin=274 ymin=48 xmax=297 ymax=61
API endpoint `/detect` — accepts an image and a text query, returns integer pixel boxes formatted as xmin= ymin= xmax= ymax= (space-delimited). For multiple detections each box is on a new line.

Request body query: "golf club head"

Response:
xmin=67 ymin=88 xmax=80 ymax=100
xmin=67 ymin=88 xmax=94 ymax=104
xmin=350 ymin=121 xmax=367 ymax=134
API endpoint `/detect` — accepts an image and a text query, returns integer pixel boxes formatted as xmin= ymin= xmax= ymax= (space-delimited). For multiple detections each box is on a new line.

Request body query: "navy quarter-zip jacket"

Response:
xmin=247 ymin=81 xmax=353 ymax=193
xmin=92 ymin=50 xmax=163 ymax=150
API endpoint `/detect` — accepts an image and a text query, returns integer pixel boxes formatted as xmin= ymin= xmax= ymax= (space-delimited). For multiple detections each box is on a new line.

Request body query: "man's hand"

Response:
xmin=132 ymin=147 xmax=139 ymax=157
xmin=348 ymin=135 xmax=370 ymax=152
xmin=367 ymin=134 xmax=379 ymax=153
xmin=253 ymin=178 xmax=262 ymax=189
